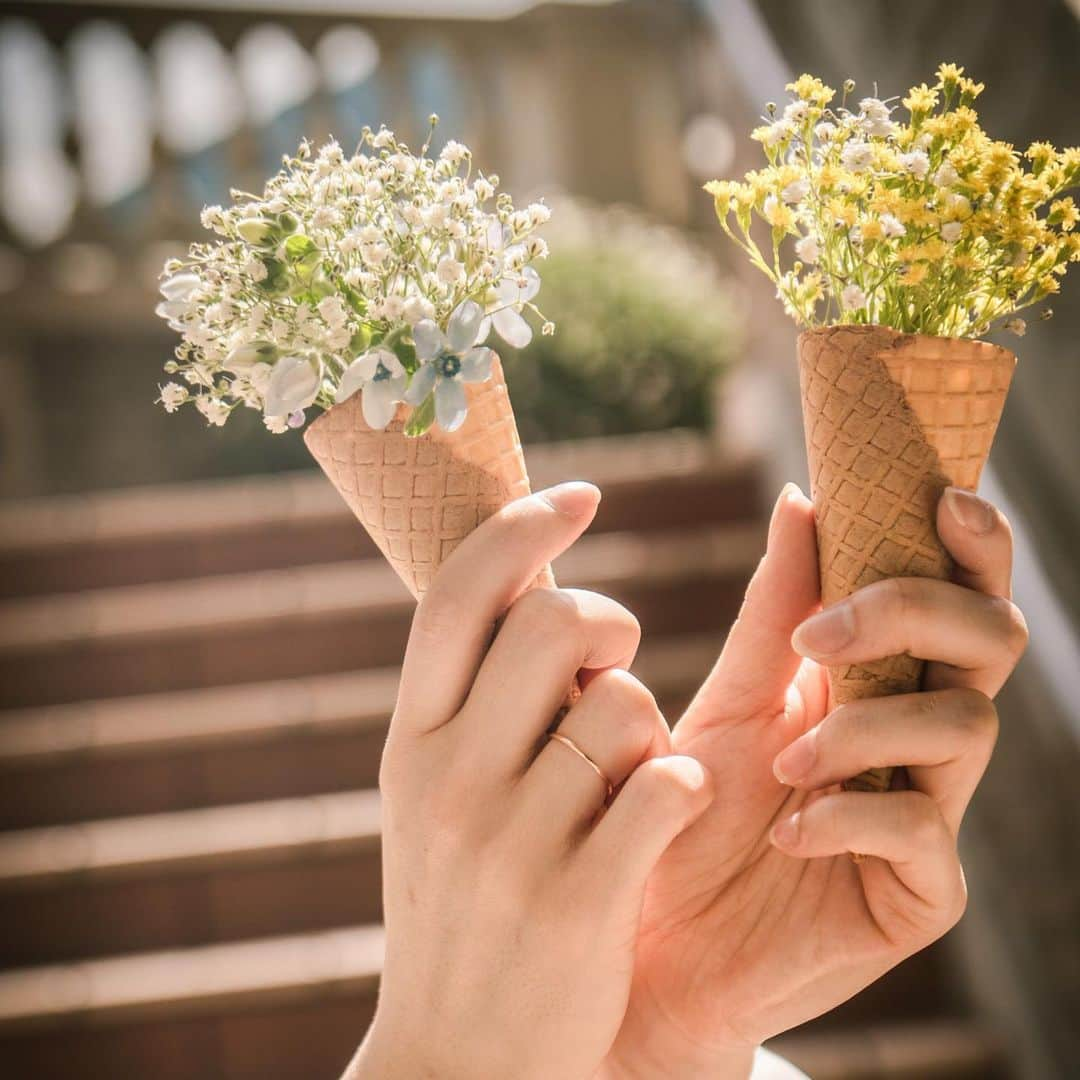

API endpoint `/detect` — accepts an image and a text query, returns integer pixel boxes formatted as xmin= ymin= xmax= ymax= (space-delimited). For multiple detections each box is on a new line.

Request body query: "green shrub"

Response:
xmin=501 ymin=199 xmax=740 ymax=442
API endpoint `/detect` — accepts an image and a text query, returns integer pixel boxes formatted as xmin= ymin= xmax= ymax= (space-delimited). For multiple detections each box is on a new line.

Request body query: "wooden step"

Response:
xmin=0 ymin=792 xmax=382 ymax=966
xmin=771 ymin=1019 xmax=1010 ymax=1079
xmin=0 ymin=431 xmax=761 ymax=597
xmin=0 ymin=523 xmax=762 ymax=709
xmin=0 ymin=634 xmax=718 ymax=828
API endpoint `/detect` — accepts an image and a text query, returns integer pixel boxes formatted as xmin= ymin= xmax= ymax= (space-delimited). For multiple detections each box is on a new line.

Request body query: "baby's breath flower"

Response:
xmin=157 ymin=383 xmax=188 ymax=413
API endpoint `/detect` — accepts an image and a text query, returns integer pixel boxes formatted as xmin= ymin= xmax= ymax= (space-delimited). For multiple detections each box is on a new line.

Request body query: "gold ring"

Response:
xmin=548 ymin=732 xmax=614 ymax=800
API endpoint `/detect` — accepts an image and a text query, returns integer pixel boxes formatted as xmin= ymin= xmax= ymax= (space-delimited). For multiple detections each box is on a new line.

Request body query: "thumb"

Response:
xmin=682 ymin=483 xmax=820 ymax=724
xmin=586 ymin=755 xmax=714 ymax=900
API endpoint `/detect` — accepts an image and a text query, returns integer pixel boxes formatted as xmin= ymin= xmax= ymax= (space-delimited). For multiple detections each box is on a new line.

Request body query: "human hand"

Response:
xmin=348 ymin=482 xmax=714 ymax=1080
xmin=602 ymin=484 xmax=1027 ymax=1078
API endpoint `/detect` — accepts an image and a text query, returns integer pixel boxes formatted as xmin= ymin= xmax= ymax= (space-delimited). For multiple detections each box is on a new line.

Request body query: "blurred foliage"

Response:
xmin=501 ymin=198 xmax=740 ymax=442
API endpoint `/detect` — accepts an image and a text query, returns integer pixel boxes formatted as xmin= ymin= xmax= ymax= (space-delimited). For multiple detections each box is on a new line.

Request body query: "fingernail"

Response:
xmin=771 ymin=812 xmax=801 ymax=848
xmin=774 ymin=731 xmax=817 ymax=785
xmin=943 ymin=487 xmax=994 ymax=535
xmin=792 ymin=603 xmax=855 ymax=656
xmin=541 ymin=482 xmax=600 ymax=517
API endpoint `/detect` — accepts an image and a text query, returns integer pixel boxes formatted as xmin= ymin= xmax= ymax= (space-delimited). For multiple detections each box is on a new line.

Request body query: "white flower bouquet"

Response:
xmin=156 ymin=119 xmax=551 ymax=437
xmin=155 ymin=121 xmax=564 ymax=610
xmin=708 ymin=65 xmax=1079 ymax=792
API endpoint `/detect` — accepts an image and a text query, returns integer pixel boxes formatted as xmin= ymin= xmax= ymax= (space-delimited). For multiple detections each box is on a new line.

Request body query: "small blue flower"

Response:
xmin=405 ymin=300 xmax=495 ymax=432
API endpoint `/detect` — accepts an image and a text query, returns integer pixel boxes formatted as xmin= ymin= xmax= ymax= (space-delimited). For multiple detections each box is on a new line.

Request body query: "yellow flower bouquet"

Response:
xmin=708 ymin=65 xmax=1079 ymax=791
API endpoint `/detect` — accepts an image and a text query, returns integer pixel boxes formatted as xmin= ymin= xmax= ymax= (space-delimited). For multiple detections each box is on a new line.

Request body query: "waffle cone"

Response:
xmin=798 ymin=326 xmax=1015 ymax=792
xmin=304 ymin=356 xmax=578 ymax=713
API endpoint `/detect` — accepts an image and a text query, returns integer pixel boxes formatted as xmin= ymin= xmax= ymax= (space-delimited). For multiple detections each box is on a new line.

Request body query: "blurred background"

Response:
xmin=0 ymin=1 xmax=1077 ymax=1077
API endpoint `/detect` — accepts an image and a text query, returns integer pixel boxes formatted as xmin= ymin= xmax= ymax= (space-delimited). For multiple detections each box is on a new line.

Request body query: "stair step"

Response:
xmin=0 ymin=431 xmax=760 ymax=597
xmin=0 ymin=792 xmax=383 ymax=965
xmin=0 ymin=523 xmax=761 ymax=708
xmin=0 ymin=633 xmax=718 ymax=828
xmin=771 ymin=1019 xmax=1009 ymax=1079
xmin=0 ymin=925 xmax=384 ymax=1032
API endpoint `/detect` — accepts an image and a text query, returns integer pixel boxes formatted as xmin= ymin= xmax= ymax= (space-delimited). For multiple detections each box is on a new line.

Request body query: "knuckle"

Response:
xmin=999 ymin=598 xmax=1030 ymax=659
xmin=506 ymin=586 xmax=581 ymax=642
xmin=412 ymin=589 xmax=466 ymax=649
xmin=590 ymin=669 xmax=659 ymax=746
xmin=946 ymin=688 xmax=999 ymax=746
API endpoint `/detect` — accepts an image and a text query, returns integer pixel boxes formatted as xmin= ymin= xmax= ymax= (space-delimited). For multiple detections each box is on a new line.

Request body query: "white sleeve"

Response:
xmin=750 ymin=1046 xmax=810 ymax=1079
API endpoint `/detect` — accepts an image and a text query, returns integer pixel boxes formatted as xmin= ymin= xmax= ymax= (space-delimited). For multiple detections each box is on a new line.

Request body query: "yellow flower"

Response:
xmin=900 ymin=263 xmax=928 ymax=286
xmin=957 ymin=77 xmax=985 ymax=102
xmin=762 ymin=195 xmax=796 ymax=230
xmin=1049 ymin=198 xmax=1079 ymax=231
xmin=704 ymin=179 xmax=736 ymax=217
xmin=859 ymin=219 xmax=884 ymax=242
xmin=936 ymin=62 xmax=965 ymax=87
xmin=1025 ymin=141 xmax=1056 ymax=171
xmin=786 ymin=74 xmax=835 ymax=107
xmin=903 ymin=83 xmax=939 ymax=114
xmin=828 ymin=199 xmax=858 ymax=227
xmin=1039 ymin=274 xmax=1061 ymax=295
xmin=817 ymin=163 xmax=844 ymax=190
xmin=952 ymin=253 xmax=978 ymax=270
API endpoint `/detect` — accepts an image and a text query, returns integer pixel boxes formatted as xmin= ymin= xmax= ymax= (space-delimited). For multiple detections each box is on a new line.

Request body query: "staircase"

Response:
xmin=0 ymin=431 xmax=1009 ymax=1079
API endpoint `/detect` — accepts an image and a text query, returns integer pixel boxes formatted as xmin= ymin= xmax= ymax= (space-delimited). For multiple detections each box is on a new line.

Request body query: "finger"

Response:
xmin=582 ymin=756 xmax=713 ymax=900
xmin=770 ymin=791 xmax=966 ymax=918
xmin=772 ymin=688 xmax=999 ymax=834
xmin=680 ymin=484 xmax=819 ymax=728
xmin=462 ymin=589 xmax=642 ymax=770
xmin=937 ymin=488 xmax=1013 ymax=599
xmin=791 ymin=577 xmax=1028 ymax=698
xmin=516 ymin=669 xmax=669 ymax=843
xmin=395 ymin=482 xmax=600 ymax=733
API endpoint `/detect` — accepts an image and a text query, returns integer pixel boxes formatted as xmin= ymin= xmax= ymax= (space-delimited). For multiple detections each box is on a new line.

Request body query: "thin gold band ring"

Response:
xmin=548 ymin=732 xmax=614 ymax=800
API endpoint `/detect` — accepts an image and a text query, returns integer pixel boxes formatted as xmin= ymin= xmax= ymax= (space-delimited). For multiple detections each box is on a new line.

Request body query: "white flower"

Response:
xmin=158 ymin=383 xmax=188 ymax=413
xmin=371 ymin=128 xmax=393 ymax=149
xmin=814 ymin=121 xmax=837 ymax=142
xmin=781 ymin=178 xmax=810 ymax=204
xmin=263 ymin=355 xmax=322 ymax=417
xmin=488 ymin=266 xmax=541 ymax=348
xmin=943 ymin=192 xmax=972 ymax=218
xmin=403 ymin=295 xmax=436 ymax=325
xmin=441 ymin=139 xmax=468 ymax=164
xmin=898 ymin=149 xmax=930 ymax=180
xmin=1004 ymin=318 xmax=1026 ymax=337
xmin=317 ymin=296 xmax=349 ymax=327
xmin=841 ymin=283 xmax=868 ymax=310
xmin=795 ymin=234 xmax=819 ymax=263
xmin=312 ymin=206 xmax=341 ymax=230
xmin=155 ymin=299 xmax=193 ymax=331
xmin=782 ymin=100 xmax=808 ymax=125
xmin=436 ymin=255 xmax=465 ymax=285
xmin=880 ymin=213 xmax=906 ymax=238
xmin=859 ymin=98 xmax=896 ymax=138
xmin=840 ymin=140 xmax=874 ymax=174
xmin=761 ymin=120 xmax=795 ymax=147
xmin=941 ymin=221 xmax=963 ymax=243
xmin=406 ymin=300 xmax=496 ymax=432
xmin=264 ymin=414 xmax=290 ymax=434
xmin=336 ymin=347 xmax=407 ymax=430
xmin=159 ymin=273 xmax=200 ymax=302
xmin=224 ymin=340 xmax=277 ymax=373
xmin=527 ymin=202 xmax=551 ymax=226
xmin=934 ymin=161 xmax=960 ymax=188
xmin=244 ymin=257 xmax=268 ymax=283
xmin=195 ymin=395 xmax=230 ymax=426
xmin=474 ymin=177 xmax=495 ymax=201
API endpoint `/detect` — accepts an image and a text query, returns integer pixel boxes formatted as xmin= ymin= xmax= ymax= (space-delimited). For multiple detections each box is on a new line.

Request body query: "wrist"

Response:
xmin=600 ymin=996 xmax=755 ymax=1080
xmin=344 ymin=1014 xmax=435 ymax=1080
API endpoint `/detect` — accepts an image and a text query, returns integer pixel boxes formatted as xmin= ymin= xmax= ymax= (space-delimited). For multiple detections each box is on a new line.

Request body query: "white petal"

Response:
xmin=475 ymin=316 xmax=491 ymax=345
xmin=517 ymin=266 xmax=541 ymax=303
xmin=460 ymin=347 xmax=495 ymax=383
xmin=492 ymin=307 xmax=532 ymax=349
xmin=155 ymin=299 xmax=190 ymax=322
xmin=159 ymin=272 xmax=200 ymax=301
xmin=264 ymin=355 xmax=320 ymax=416
xmin=413 ymin=320 xmax=446 ymax=362
xmin=486 ymin=219 xmax=504 ymax=251
xmin=361 ymin=378 xmax=401 ymax=430
xmin=435 ymin=378 xmax=468 ymax=432
xmin=405 ymin=361 xmax=437 ymax=405
xmin=335 ymin=359 xmax=369 ymax=404
xmin=447 ymin=300 xmax=484 ymax=353
xmin=377 ymin=347 xmax=405 ymax=378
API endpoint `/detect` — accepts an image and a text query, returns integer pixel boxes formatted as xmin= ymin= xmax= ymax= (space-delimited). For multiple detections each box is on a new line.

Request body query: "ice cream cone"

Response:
xmin=304 ymin=355 xmax=578 ymax=711
xmin=797 ymin=326 xmax=1015 ymax=792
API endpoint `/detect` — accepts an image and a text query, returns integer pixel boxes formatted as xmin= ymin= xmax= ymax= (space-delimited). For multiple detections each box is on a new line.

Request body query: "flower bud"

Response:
xmin=224 ymin=340 xmax=278 ymax=373
xmin=238 ymin=218 xmax=279 ymax=245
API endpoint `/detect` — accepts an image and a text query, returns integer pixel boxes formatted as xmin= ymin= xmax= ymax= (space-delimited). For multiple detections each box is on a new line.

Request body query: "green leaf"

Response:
xmin=404 ymin=393 xmax=435 ymax=437
xmin=284 ymin=234 xmax=318 ymax=261
xmin=349 ymin=327 xmax=373 ymax=355
xmin=339 ymin=283 xmax=368 ymax=316
xmin=391 ymin=340 xmax=418 ymax=375
xmin=256 ymin=258 xmax=290 ymax=296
